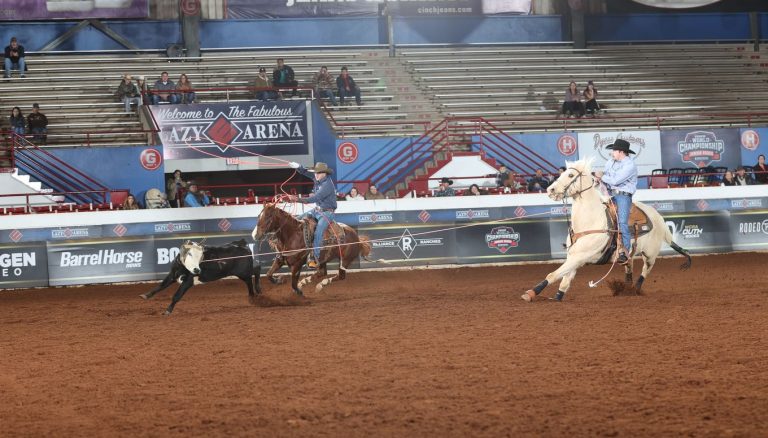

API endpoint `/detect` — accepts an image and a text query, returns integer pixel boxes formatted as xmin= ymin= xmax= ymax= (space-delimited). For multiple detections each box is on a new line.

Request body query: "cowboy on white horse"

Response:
xmin=594 ymin=138 xmax=637 ymax=265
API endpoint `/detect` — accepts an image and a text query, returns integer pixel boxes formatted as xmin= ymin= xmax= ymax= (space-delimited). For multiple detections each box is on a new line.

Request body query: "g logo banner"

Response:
xmin=140 ymin=148 xmax=163 ymax=171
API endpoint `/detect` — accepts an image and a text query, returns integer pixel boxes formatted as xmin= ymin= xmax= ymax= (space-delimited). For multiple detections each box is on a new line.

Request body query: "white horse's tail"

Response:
xmin=664 ymin=227 xmax=692 ymax=271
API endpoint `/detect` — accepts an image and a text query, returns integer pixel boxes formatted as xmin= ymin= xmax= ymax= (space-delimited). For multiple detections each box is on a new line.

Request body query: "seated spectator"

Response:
xmin=253 ymin=67 xmax=277 ymax=101
xmin=151 ymin=71 xmax=179 ymax=105
xmin=754 ymin=154 xmax=768 ymax=184
xmin=561 ymin=81 xmax=584 ymax=118
xmin=145 ymin=188 xmax=170 ymax=209
xmin=184 ymin=182 xmax=210 ymax=207
xmin=465 ymin=184 xmax=484 ymax=196
xmin=122 ymin=194 xmax=140 ymax=210
xmin=313 ymin=66 xmax=337 ymax=106
xmin=4 ymin=37 xmax=25 ymax=78
xmin=364 ymin=184 xmax=386 ymax=200
xmin=527 ymin=169 xmax=550 ymax=193
xmin=434 ymin=177 xmax=456 ymax=197
xmin=336 ymin=66 xmax=362 ymax=106
xmin=495 ymin=164 xmax=511 ymax=188
xmin=116 ymin=74 xmax=142 ymax=113
xmin=135 ymin=75 xmax=149 ymax=104
xmin=273 ymin=58 xmax=298 ymax=97
xmin=345 ymin=187 xmax=365 ymax=201
xmin=166 ymin=169 xmax=188 ymax=208
xmin=583 ymin=80 xmax=600 ymax=117
xmin=27 ymin=103 xmax=48 ymax=144
xmin=503 ymin=172 xmax=525 ymax=193
xmin=9 ymin=106 xmax=25 ymax=136
xmin=722 ymin=170 xmax=736 ymax=186
xmin=734 ymin=166 xmax=755 ymax=186
xmin=176 ymin=73 xmax=195 ymax=104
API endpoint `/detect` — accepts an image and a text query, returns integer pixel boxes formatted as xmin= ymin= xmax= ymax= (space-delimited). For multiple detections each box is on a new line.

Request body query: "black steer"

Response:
xmin=141 ymin=239 xmax=261 ymax=315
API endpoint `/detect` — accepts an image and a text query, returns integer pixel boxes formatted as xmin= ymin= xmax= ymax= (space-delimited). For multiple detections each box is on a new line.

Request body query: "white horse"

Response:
xmin=521 ymin=158 xmax=691 ymax=302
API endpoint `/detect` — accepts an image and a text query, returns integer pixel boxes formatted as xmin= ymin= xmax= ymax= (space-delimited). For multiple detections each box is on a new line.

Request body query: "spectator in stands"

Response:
xmin=345 ymin=187 xmax=365 ymax=201
xmin=116 ymin=74 xmax=142 ymax=113
xmin=561 ymin=81 xmax=584 ymax=118
xmin=722 ymin=170 xmax=736 ymax=186
xmin=151 ymin=71 xmax=179 ymax=105
xmin=9 ymin=106 xmax=25 ymax=136
xmin=145 ymin=188 xmax=170 ymax=209
xmin=465 ymin=184 xmax=484 ymax=196
xmin=27 ymin=103 xmax=48 ymax=144
xmin=313 ymin=66 xmax=337 ymax=106
xmin=527 ymin=169 xmax=551 ymax=193
xmin=135 ymin=75 xmax=149 ymax=104
xmin=434 ymin=177 xmax=456 ymax=197
xmin=503 ymin=172 xmax=525 ymax=193
xmin=336 ymin=66 xmax=362 ymax=106
xmin=495 ymin=164 xmax=510 ymax=188
xmin=754 ymin=154 xmax=768 ymax=184
xmin=176 ymin=73 xmax=196 ymax=104
xmin=253 ymin=67 xmax=277 ymax=101
xmin=166 ymin=169 xmax=188 ymax=208
xmin=122 ymin=194 xmax=140 ymax=210
xmin=365 ymin=184 xmax=386 ymax=200
xmin=273 ymin=58 xmax=298 ymax=97
xmin=184 ymin=182 xmax=210 ymax=207
xmin=583 ymin=81 xmax=600 ymax=117
xmin=734 ymin=166 xmax=755 ymax=186
xmin=4 ymin=37 xmax=25 ymax=78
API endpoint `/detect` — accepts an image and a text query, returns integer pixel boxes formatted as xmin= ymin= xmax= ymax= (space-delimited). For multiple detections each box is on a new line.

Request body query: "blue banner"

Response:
xmin=150 ymin=101 xmax=309 ymax=160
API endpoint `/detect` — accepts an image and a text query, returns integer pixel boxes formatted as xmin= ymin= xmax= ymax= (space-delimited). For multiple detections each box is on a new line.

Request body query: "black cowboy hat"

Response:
xmin=439 ymin=177 xmax=453 ymax=185
xmin=605 ymin=138 xmax=636 ymax=155
xmin=308 ymin=162 xmax=333 ymax=174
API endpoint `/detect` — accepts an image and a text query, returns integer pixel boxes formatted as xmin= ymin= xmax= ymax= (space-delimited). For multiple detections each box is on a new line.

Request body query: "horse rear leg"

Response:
xmin=636 ymin=253 xmax=657 ymax=292
xmin=315 ymin=249 xmax=352 ymax=292
xmin=553 ymin=270 xmax=578 ymax=301
xmin=289 ymin=263 xmax=304 ymax=296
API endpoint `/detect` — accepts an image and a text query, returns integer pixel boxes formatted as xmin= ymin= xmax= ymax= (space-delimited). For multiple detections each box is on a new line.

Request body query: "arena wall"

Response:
xmin=1 ymin=186 xmax=766 ymax=289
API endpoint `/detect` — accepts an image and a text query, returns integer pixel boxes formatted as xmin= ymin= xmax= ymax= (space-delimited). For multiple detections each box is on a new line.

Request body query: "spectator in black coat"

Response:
xmin=754 ymin=154 xmax=768 ymax=184
xmin=273 ymin=58 xmax=298 ymax=97
xmin=527 ymin=169 xmax=551 ymax=193
xmin=735 ymin=166 xmax=755 ymax=186
xmin=27 ymin=103 xmax=48 ymax=144
xmin=336 ymin=66 xmax=362 ymax=106
xmin=4 ymin=37 xmax=25 ymax=78
xmin=495 ymin=164 xmax=510 ymax=188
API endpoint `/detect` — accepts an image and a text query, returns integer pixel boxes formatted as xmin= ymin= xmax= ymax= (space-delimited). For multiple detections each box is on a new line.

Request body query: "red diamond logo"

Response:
xmin=697 ymin=199 xmax=709 ymax=211
xmin=113 ymin=224 xmax=127 ymax=237
xmin=418 ymin=210 xmax=431 ymax=223
xmin=9 ymin=229 xmax=22 ymax=242
xmin=204 ymin=114 xmax=239 ymax=152
xmin=514 ymin=206 xmax=527 ymax=217
xmin=218 ymin=218 xmax=232 ymax=232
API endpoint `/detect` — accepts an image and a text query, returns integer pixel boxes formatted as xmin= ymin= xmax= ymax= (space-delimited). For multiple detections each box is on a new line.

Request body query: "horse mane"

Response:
xmin=263 ymin=203 xmax=301 ymax=226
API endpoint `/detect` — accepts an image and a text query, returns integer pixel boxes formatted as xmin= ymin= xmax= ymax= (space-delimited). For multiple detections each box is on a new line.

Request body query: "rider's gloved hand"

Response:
xmin=288 ymin=162 xmax=300 ymax=169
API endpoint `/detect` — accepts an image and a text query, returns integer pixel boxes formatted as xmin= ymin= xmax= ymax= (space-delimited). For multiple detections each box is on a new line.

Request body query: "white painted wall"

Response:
xmin=429 ymin=155 xmax=499 ymax=190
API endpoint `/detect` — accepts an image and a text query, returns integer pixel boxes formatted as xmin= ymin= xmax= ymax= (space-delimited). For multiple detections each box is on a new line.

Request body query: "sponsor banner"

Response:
xmin=456 ymin=220 xmax=551 ymax=263
xmin=49 ymin=226 xmax=103 ymax=240
xmin=0 ymin=241 xmax=48 ymax=289
xmin=225 ymin=0 xmax=529 ymax=18
xmin=359 ymin=225 xmax=456 ymax=268
xmin=729 ymin=212 xmax=768 ymax=251
xmin=47 ymin=238 xmax=156 ymax=286
xmin=577 ymin=130 xmax=662 ymax=176
xmin=660 ymin=128 xmax=741 ymax=170
xmin=454 ymin=208 xmax=499 ymax=222
xmin=685 ymin=198 xmax=732 ymax=213
xmin=471 ymin=132 xmax=575 ymax=174
xmin=151 ymin=101 xmax=309 ymax=160
xmin=152 ymin=221 xmax=204 ymax=235
xmin=661 ymin=212 xmax=732 ymax=255
xmin=738 ymin=128 xmax=768 ymax=166
xmin=0 ymin=0 xmax=148 ymax=20
xmin=500 ymin=204 xmax=551 ymax=220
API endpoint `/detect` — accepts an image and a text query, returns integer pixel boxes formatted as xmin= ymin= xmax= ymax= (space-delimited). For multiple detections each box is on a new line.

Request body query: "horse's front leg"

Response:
xmin=522 ymin=252 xmax=593 ymax=302
xmin=289 ymin=263 xmax=304 ymax=296
xmin=266 ymin=254 xmax=285 ymax=284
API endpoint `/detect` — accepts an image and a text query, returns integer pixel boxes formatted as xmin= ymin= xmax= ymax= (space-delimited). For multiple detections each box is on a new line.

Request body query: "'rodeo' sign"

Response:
xmin=150 ymin=101 xmax=309 ymax=160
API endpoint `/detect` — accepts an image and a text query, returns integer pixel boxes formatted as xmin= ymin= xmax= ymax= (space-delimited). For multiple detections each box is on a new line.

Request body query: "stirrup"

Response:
xmin=616 ymin=252 xmax=629 ymax=265
xmin=307 ymin=260 xmax=318 ymax=270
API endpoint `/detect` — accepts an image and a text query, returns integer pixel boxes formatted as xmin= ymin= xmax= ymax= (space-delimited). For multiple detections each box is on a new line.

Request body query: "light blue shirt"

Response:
xmin=602 ymin=157 xmax=638 ymax=194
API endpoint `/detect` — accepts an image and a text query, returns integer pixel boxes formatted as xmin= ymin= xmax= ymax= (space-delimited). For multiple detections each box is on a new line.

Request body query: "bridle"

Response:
xmin=559 ymin=167 xmax=596 ymax=200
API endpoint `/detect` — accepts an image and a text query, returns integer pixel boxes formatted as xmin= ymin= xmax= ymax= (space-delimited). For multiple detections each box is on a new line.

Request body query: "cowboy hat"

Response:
xmin=439 ymin=177 xmax=454 ymax=185
xmin=605 ymin=138 xmax=636 ymax=155
xmin=308 ymin=162 xmax=333 ymax=174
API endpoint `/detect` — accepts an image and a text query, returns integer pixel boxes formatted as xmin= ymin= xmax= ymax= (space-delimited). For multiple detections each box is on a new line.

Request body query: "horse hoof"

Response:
xmin=268 ymin=276 xmax=282 ymax=285
xmin=521 ymin=290 xmax=536 ymax=302
xmin=139 ymin=294 xmax=149 ymax=300
xmin=163 ymin=310 xmax=172 ymax=316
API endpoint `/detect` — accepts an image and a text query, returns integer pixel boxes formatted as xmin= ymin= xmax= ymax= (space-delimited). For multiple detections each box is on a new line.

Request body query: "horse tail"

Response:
xmin=664 ymin=226 xmax=692 ymax=271
xmin=358 ymin=235 xmax=391 ymax=264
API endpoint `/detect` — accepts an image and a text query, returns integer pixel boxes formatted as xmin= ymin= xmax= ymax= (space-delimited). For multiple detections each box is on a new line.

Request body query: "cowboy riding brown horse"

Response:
xmin=251 ymin=203 xmax=371 ymax=295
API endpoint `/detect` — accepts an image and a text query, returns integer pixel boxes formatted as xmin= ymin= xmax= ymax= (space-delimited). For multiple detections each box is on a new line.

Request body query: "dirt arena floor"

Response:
xmin=1 ymin=252 xmax=767 ymax=437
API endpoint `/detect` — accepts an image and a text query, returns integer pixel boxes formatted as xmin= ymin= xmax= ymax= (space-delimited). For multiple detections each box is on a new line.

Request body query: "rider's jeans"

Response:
xmin=613 ymin=193 xmax=632 ymax=253
xmin=298 ymin=209 xmax=335 ymax=262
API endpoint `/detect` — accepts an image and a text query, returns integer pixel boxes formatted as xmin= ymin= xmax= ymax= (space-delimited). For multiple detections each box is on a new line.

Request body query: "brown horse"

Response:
xmin=251 ymin=203 xmax=371 ymax=295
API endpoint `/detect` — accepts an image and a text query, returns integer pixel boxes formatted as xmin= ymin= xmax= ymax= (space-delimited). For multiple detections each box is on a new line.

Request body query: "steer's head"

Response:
xmin=179 ymin=240 xmax=204 ymax=275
